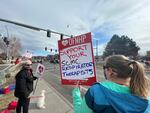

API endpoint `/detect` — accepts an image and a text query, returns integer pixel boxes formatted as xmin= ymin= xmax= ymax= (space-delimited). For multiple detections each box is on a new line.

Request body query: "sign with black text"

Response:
xmin=58 ymin=32 xmax=96 ymax=85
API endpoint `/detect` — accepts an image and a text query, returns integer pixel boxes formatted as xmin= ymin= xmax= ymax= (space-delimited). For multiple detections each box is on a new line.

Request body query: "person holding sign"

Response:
xmin=14 ymin=60 xmax=37 ymax=113
xmin=72 ymin=55 xmax=150 ymax=113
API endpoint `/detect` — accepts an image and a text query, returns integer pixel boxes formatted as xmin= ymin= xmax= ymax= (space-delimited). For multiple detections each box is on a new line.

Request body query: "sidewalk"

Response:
xmin=29 ymin=78 xmax=74 ymax=113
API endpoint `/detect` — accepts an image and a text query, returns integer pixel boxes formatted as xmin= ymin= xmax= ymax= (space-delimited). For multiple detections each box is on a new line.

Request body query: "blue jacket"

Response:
xmin=72 ymin=81 xmax=150 ymax=113
xmin=85 ymin=83 xmax=150 ymax=113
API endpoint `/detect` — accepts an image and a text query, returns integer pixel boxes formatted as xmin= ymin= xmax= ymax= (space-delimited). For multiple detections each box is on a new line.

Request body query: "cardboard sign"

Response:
xmin=23 ymin=52 xmax=32 ymax=59
xmin=35 ymin=63 xmax=45 ymax=77
xmin=58 ymin=32 xmax=96 ymax=86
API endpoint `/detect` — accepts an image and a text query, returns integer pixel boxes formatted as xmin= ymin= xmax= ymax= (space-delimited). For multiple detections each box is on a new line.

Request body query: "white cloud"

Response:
xmin=0 ymin=0 xmax=150 ymax=55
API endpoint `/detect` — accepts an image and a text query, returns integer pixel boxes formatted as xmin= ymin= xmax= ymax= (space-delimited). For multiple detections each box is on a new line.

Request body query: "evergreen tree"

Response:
xmin=103 ymin=34 xmax=140 ymax=58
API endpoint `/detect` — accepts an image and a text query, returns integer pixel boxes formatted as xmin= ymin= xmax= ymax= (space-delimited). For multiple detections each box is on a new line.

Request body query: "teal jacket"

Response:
xmin=72 ymin=81 xmax=150 ymax=113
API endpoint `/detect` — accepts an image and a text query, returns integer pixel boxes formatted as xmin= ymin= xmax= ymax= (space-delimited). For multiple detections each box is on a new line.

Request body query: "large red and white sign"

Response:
xmin=58 ymin=32 xmax=96 ymax=86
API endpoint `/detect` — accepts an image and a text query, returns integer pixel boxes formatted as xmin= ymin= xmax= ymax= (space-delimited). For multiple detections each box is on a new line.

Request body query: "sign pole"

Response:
xmin=33 ymin=78 xmax=39 ymax=95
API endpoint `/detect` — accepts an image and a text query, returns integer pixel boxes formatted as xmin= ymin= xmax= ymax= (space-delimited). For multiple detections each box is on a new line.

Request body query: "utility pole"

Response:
xmin=93 ymin=39 xmax=99 ymax=66
xmin=5 ymin=26 xmax=9 ymax=63
xmin=95 ymin=40 xmax=99 ymax=66
xmin=96 ymin=40 xmax=98 ymax=58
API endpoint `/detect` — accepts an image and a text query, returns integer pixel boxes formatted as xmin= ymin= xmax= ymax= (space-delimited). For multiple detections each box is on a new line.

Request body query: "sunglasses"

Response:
xmin=103 ymin=65 xmax=118 ymax=73
xmin=26 ymin=64 xmax=32 ymax=66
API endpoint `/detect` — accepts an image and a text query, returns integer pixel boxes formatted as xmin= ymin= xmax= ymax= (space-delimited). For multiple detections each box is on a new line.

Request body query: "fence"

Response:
xmin=0 ymin=64 xmax=14 ymax=86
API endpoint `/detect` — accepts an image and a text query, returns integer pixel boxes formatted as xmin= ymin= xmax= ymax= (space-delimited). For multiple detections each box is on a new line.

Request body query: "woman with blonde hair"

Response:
xmin=72 ymin=55 xmax=150 ymax=113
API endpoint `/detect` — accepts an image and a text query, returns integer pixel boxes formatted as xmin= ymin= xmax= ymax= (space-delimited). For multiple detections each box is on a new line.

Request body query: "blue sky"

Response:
xmin=0 ymin=0 xmax=150 ymax=55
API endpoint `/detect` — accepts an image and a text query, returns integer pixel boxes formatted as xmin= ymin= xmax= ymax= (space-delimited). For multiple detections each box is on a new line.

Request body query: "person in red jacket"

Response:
xmin=15 ymin=58 xmax=21 ymax=65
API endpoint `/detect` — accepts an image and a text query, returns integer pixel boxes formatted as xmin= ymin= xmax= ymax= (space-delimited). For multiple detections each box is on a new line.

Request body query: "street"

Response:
xmin=32 ymin=61 xmax=150 ymax=106
xmin=32 ymin=61 xmax=106 ymax=105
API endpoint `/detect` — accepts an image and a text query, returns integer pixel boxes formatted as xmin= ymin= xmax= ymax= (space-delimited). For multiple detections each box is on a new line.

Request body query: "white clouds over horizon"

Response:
xmin=0 ymin=0 xmax=150 ymax=55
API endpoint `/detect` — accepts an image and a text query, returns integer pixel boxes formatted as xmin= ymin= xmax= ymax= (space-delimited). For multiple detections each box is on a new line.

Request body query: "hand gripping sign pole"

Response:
xmin=33 ymin=63 xmax=45 ymax=94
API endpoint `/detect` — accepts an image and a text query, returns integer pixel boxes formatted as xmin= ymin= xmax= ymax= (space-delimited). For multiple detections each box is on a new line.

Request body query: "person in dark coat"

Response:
xmin=14 ymin=60 xmax=37 ymax=113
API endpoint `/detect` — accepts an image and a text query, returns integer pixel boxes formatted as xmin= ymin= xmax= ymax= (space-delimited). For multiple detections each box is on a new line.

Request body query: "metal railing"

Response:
xmin=0 ymin=64 xmax=14 ymax=86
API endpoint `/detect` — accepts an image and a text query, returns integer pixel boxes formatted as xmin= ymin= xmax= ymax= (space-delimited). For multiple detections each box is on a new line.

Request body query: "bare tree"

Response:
xmin=0 ymin=38 xmax=7 ymax=53
xmin=0 ymin=36 xmax=22 ymax=58
xmin=9 ymin=36 xmax=22 ymax=57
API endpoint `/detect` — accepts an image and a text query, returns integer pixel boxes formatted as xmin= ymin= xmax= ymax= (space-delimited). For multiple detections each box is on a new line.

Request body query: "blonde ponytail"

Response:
xmin=129 ymin=61 xmax=150 ymax=98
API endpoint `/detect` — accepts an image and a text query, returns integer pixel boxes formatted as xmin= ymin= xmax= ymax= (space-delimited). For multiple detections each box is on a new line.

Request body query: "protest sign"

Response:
xmin=23 ymin=52 xmax=32 ymax=59
xmin=58 ymin=32 xmax=96 ymax=85
xmin=35 ymin=63 xmax=45 ymax=78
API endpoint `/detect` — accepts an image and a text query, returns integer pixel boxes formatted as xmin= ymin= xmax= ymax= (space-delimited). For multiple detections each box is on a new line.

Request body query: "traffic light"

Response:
xmin=50 ymin=49 xmax=52 ymax=52
xmin=3 ymin=37 xmax=8 ymax=43
xmin=60 ymin=34 xmax=63 ymax=40
xmin=55 ymin=49 xmax=57 ymax=52
xmin=3 ymin=37 xmax=9 ymax=46
xmin=47 ymin=30 xmax=51 ymax=37
xmin=45 ymin=47 xmax=47 ymax=51
xmin=6 ymin=40 xmax=9 ymax=45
